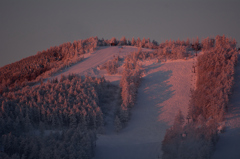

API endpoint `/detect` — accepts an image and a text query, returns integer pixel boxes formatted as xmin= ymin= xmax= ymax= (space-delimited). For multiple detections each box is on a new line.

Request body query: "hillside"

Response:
xmin=52 ymin=45 xmax=194 ymax=158
xmin=0 ymin=36 xmax=239 ymax=159
xmin=51 ymin=46 xmax=153 ymax=83
xmin=93 ymin=58 xmax=194 ymax=159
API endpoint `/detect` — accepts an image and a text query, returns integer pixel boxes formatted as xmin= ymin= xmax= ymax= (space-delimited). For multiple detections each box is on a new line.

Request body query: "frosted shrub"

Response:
xmin=100 ymin=57 xmax=120 ymax=75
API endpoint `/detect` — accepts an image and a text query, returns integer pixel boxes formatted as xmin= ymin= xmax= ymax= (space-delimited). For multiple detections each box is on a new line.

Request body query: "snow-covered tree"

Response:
xmin=114 ymin=116 xmax=122 ymax=132
xmin=131 ymin=37 xmax=136 ymax=46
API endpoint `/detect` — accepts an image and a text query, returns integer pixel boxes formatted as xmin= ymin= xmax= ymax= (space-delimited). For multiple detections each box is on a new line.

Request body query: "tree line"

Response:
xmin=0 ymin=37 xmax=99 ymax=94
xmin=114 ymin=55 xmax=143 ymax=132
xmin=161 ymin=35 xmax=238 ymax=159
xmin=0 ymin=35 xmax=200 ymax=95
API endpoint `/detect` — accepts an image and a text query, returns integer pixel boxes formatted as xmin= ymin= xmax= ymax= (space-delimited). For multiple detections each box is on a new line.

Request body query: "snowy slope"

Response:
xmin=52 ymin=46 xmax=152 ymax=82
xmin=52 ymin=46 xmax=195 ymax=158
xmin=93 ymin=59 xmax=194 ymax=159
xmin=211 ymin=55 xmax=240 ymax=159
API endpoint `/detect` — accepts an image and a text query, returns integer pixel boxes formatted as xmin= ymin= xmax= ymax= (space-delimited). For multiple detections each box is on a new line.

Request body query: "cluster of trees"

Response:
xmin=123 ymin=51 xmax=141 ymax=70
xmin=0 ymin=37 xmax=98 ymax=94
xmin=159 ymin=38 xmax=192 ymax=48
xmin=189 ymin=35 xmax=238 ymax=121
xmin=114 ymin=51 xmax=143 ymax=132
xmin=162 ymin=35 xmax=238 ymax=159
xmin=156 ymin=38 xmax=200 ymax=61
xmin=123 ymin=37 xmax=199 ymax=63
xmin=0 ymin=74 xmax=115 ymax=159
xmin=99 ymin=56 xmax=120 ymax=75
xmin=156 ymin=45 xmax=191 ymax=61
xmin=97 ymin=36 xmax=159 ymax=49
xmin=1 ymin=127 xmax=96 ymax=159
xmin=162 ymin=110 xmax=218 ymax=159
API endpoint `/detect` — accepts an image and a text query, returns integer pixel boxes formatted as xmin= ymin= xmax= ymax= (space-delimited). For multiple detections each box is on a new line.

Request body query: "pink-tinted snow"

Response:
xmin=93 ymin=57 xmax=194 ymax=158
xmin=53 ymin=46 xmax=151 ymax=81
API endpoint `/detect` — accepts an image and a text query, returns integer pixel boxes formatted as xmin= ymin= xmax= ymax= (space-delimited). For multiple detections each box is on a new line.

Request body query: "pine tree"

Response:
xmin=70 ymin=114 xmax=77 ymax=128
xmin=141 ymin=37 xmax=146 ymax=47
xmin=120 ymin=36 xmax=127 ymax=45
xmin=110 ymin=37 xmax=117 ymax=45
xmin=131 ymin=37 xmax=136 ymax=46
xmin=24 ymin=114 xmax=32 ymax=132
xmin=136 ymin=37 xmax=141 ymax=47
xmin=39 ymin=121 xmax=45 ymax=136
xmin=173 ymin=110 xmax=184 ymax=130
xmin=114 ymin=116 xmax=122 ymax=132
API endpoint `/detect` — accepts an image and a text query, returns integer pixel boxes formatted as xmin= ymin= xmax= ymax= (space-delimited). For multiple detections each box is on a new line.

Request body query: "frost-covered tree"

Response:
xmin=173 ymin=110 xmax=184 ymax=128
xmin=136 ymin=37 xmax=141 ymax=47
xmin=110 ymin=37 xmax=117 ymax=44
xmin=114 ymin=116 xmax=122 ymax=132
xmin=0 ymin=74 xmax=116 ymax=158
xmin=141 ymin=37 xmax=146 ymax=47
xmin=120 ymin=36 xmax=127 ymax=45
xmin=131 ymin=37 xmax=136 ymax=46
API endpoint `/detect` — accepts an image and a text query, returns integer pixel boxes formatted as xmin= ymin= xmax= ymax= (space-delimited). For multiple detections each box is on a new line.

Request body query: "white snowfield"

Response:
xmin=53 ymin=46 xmax=152 ymax=82
xmin=53 ymin=46 xmax=194 ymax=159
xmin=211 ymin=55 xmax=240 ymax=159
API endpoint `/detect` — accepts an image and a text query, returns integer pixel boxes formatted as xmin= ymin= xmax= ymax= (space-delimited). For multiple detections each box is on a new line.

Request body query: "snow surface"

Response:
xmin=211 ymin=55 xmax=240 ymax=159
xmin=52 ymin=46 xmax=195 ymax=159
xmin=93 ymin=59 xmax=194 ymax=159
xmin=52 ymin=46 xmax=152 ymax=83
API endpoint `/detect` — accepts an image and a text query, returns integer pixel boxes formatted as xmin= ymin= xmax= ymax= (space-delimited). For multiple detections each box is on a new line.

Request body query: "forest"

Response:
xmin=0 ymin=35 xmax=238 ymax=158
xmin=0 ymin=37 xmax=101 ymax=94
xmin=0 ymin=74 xmax=121 ymax=159
xmin=0 ymin=74 xmax=110 ymax=158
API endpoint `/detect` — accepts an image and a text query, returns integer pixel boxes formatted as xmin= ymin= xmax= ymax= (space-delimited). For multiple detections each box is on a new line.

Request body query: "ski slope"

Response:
xmin=93 ymin=59 xmax=194 ymax=159
xmin=53 ymin=46 xmax=194 ymax=158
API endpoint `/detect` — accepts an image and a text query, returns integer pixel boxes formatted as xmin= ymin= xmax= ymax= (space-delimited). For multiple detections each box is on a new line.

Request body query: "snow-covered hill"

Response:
xmin=93 ymin=59 xmax=194 ymax=159
xmin=52 ymin=46 xmax=195 ymax=159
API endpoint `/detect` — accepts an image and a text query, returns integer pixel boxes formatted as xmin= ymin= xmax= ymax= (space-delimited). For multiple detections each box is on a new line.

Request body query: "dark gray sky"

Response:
xmin=0 ymin=0 xmax=240 ymax=67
